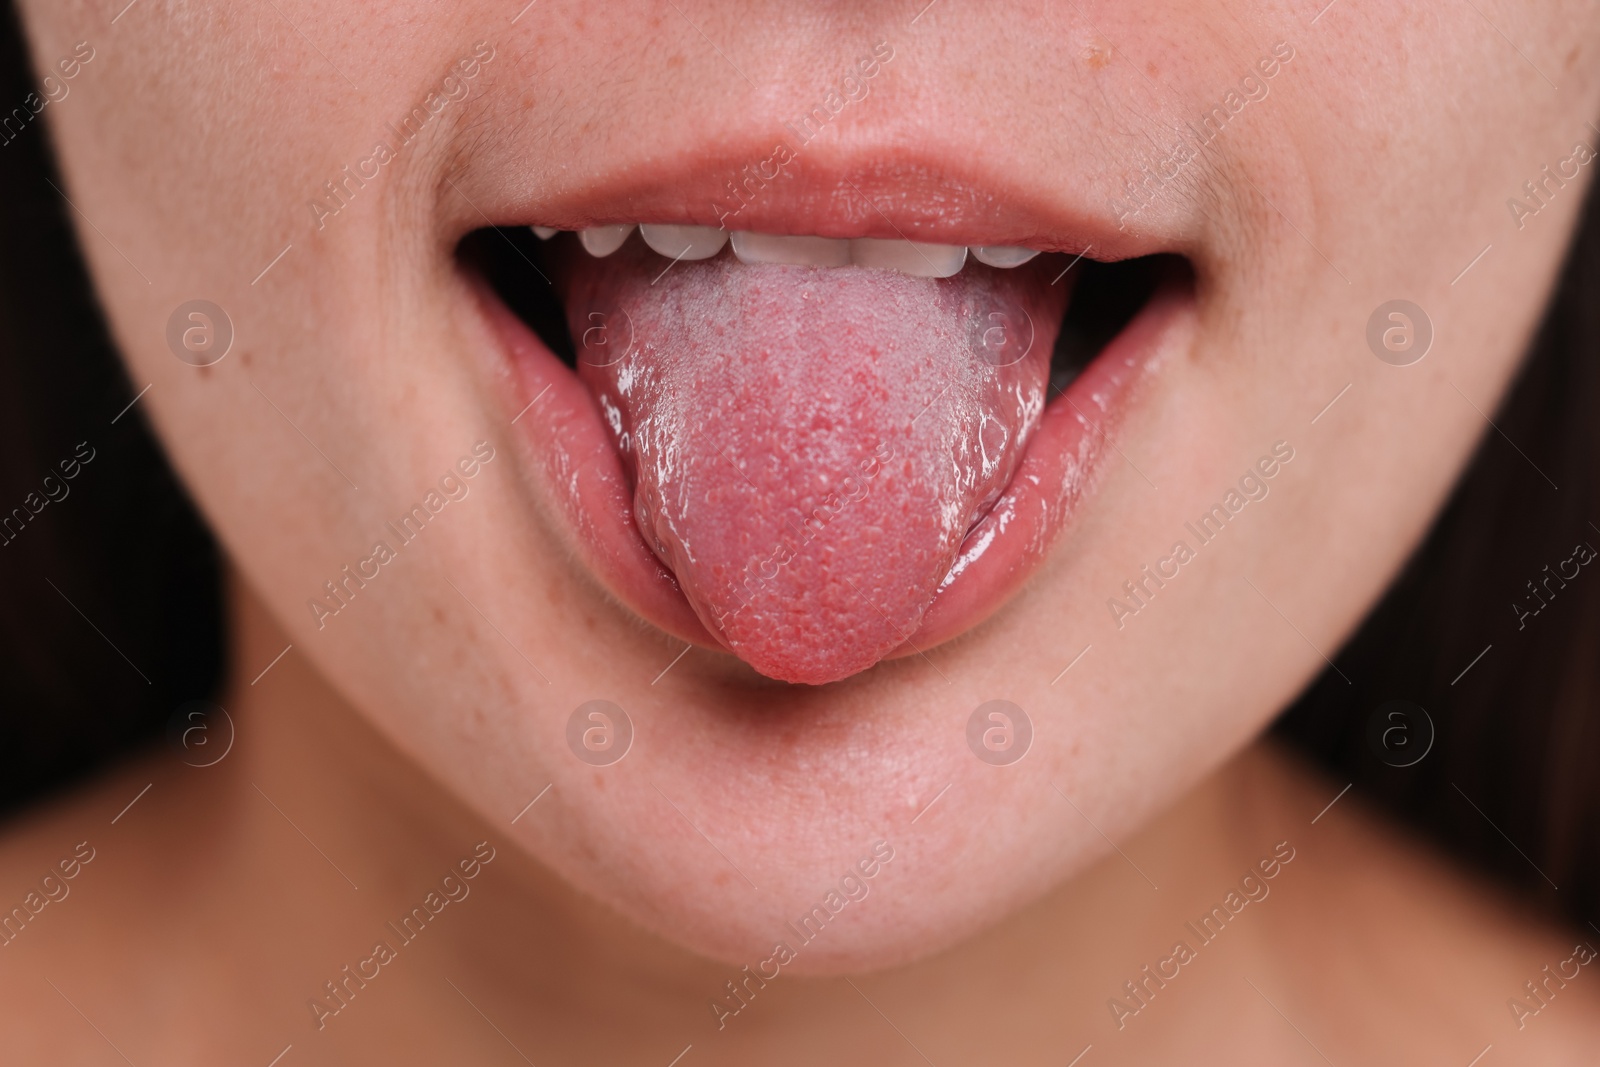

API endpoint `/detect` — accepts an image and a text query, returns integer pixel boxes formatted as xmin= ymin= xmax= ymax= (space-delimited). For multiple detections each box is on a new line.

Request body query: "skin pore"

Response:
xmin=4 ymin=0 xmax=1600 ymax=1063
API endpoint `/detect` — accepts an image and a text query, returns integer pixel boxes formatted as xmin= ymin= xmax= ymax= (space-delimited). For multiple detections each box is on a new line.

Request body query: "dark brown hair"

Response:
xmin=1274 ymin=175 xmax=1600 ymax=925
xmin=0 ymin=2 xmax=1595 ymax=931
xmin=0 ymin=0 xmax=223 ymax=811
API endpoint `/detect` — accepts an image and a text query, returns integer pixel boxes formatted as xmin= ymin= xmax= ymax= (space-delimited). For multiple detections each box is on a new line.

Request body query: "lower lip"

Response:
xmin=909 ymin=275 xmax=1194 ymax=651
xmin=473 ymin=261 xmax=1195 ymax=675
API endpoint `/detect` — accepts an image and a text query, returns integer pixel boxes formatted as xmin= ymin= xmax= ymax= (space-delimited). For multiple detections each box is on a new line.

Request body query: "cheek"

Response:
xmin=32 ymin=0 xmax=1598 ymax=977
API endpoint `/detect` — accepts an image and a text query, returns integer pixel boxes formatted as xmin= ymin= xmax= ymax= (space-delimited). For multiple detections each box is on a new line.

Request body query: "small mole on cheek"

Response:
xmin=592 ymin=773 xmax=606 ymax=791
xmin=1566 ymin=46 xmax=1581 ymax=72
xmin=1083 ymin=39 xmax=1112 ymax=71
xmin=240 ymin=351 xmax=253 ymax=369
xmin=433 ymin=606 xmax=445 ymax=624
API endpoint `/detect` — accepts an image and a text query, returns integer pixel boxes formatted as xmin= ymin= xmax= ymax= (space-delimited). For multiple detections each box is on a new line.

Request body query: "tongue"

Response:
xmin=561 ymin=241 xmax=1066 ymax=685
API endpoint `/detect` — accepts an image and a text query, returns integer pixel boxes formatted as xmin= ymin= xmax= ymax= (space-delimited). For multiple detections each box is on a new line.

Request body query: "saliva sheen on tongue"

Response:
xmin=563 ymin=244 xmax=1068 ymax=684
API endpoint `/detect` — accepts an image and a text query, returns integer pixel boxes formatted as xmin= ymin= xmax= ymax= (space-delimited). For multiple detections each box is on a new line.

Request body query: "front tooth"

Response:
xmin=729 ymin=232 xmax=851 ymax=268
xmin=849 ymin=239 xmax=967 ymax=278
xmin=971 ymin=246 xmax=1040 ymax=268
xmin=639 ymin=224 xmax=729 ymax=261
xmin=579 ymin=224 xmax=634 ymax=257
xmin=531 ymin=226 xmax=559 ymax=240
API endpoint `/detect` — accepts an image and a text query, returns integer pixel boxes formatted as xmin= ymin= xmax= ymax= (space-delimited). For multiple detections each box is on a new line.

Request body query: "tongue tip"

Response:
xmin=695 ymin=569 xmax=935 ymax=686
xmin=699 ymin=596 xmax=915 ymax=685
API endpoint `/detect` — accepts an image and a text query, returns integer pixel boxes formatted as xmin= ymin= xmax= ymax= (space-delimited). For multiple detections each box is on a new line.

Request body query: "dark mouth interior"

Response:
xmin=458 ymin=227 xmax=1181 ymax=394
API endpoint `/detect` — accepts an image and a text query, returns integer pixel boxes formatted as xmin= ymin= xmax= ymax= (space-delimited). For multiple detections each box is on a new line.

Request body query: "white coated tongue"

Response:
xmin=561 ymin=242 xmax=1066 ymax=684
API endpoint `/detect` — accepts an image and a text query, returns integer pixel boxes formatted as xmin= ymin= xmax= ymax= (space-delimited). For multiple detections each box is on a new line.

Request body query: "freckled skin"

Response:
xmin=563 ymin=241 xmax=1065 ymax=683
xmin=9 ymin=0 xmax=1600 ymax=1061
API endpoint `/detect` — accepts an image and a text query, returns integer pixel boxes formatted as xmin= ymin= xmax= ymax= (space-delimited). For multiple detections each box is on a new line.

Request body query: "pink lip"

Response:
xmin=473 ymin=276 xmax=717 ymax=649
xmin=450 ymin=134 xmax=1195 ymax=677
xmin=446 ymin=143 xmax=1179 ymax=261
xmin=471 ymin=253 xmax=1194 ymax=673
xmin=909 ymin=274 xmax=1193 ymax=650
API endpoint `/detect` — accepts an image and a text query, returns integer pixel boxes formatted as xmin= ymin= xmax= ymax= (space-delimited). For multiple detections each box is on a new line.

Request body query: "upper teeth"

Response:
xmin=971 ymin=246 xmax=1041 ymax=268
xmin=730 ymin=231 xmax=850 ymax=268
xmin=546 ymin=223 xmax=1040 ymax=278
xmin=577 ymin=224 xmax=632 ymax=257
xmin=639 ymin=224 xmax=729 ymax=262
xmin=849 ymin=237 xmax=966 ymax=278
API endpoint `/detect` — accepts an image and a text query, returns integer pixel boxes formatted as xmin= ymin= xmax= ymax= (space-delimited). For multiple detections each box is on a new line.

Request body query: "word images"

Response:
xmin=308 ymin=441 xmax=496 ymax=629
xmin=711 ymin=40 xmax=895 ymax=226
xmin=0 ymin=40 xmax=94 ymax=147
xmin=309 ymin=841 xmax=496 ymax=1029
xmin=1108 ymin=441 xmax=1295 ymax=628
xmin=1512 ymin=540 xmax=1595 ymax=630
xmin=709 ymin=840 xmax=895 ymax=1030
xmin=1112 ymin=42 xmax=1294 ymax=230
xmin=1507 ymin=139 xmax=1596 ymax=230
xmin=1 ymin=441 xmax=95 ymax=548
xmin=0 ymin=840 xmax=95 ymax=949
xmin=1507 ymin=942 xmax=1595 ymax=1030
xmin=1108 ymin=841 xmax=1296 ymax=1029
xmin=308 ymin=42 xmax=496 ymax=230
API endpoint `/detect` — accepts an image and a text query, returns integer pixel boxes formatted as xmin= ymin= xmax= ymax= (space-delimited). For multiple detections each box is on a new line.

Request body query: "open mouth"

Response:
xmin=461 ymin=209 xmax=1193 ymax=686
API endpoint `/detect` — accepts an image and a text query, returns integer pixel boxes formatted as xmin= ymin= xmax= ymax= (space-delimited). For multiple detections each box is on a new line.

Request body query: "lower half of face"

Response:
xmin=24 ymin=0 xmax=1599 ymax=969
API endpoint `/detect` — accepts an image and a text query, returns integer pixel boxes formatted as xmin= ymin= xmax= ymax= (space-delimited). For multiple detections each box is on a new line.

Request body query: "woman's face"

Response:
xmin=22 ymin=0 xmax=1597 ymax=969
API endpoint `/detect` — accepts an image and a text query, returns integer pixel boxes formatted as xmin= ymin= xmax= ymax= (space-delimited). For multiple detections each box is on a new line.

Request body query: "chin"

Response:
xmin=520 ymin=725 xmax=1104 ymax=976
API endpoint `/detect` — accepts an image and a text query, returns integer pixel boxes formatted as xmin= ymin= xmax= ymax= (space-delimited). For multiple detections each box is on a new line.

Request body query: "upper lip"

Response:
xmin=448 ymin=136 xmax=1185 ymax=261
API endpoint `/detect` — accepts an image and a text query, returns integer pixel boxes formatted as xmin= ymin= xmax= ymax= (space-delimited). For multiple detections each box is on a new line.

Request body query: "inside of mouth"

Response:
xmin=462 ymin=228 xmax=1170 ymax=684
xmin=464 ymin=228 xmax=1167 ymax=390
